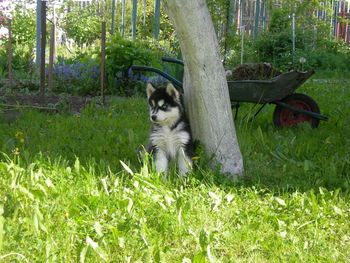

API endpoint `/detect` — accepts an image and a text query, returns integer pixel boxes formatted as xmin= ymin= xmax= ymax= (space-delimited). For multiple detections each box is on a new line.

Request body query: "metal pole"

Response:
xmin=154 ymin=0 xmax=161 ymax=39
xmin=121 ymin=0 xmax=125 ymax=37
xmin=227 ymin=0 xmax=236 ymax=36
xmin=240 ymin=26 xmax=245 ymax=64
xmin=262 ymin=3 xmax=266 ymax=30
xmin=240 ymin=0 xmax=244 ymax=32
xmin=143 ymin=0 xmax=147 ymax=26
xmin=36 ymin=0 xmax=42 ymax=67
xmin=52 ymin=4 xmax=56 ymax=59
xmin=253 ymin=0 xmax=261 ymax=41
xmin=111 ymin=0 xmax=116 ymax=35
xmin=132 ymin=0 xmax=137 ymax=40
xmin=101 ymin=22 xmax=106 ymax=105
xmin=334 ymin=1 xmax=338 ymax=38
xmin=48 ymin=24 xmax=55 ymax=92
xmin=292 ymin=8 xmax=296 ymax=56
xmin=237 ymin=0 xmax=241 ymax=29
xmin=331 ymin=0 xmax=334 ymax=37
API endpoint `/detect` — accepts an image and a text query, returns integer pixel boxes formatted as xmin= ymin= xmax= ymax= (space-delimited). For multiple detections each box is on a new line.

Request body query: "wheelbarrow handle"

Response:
xmin=131 ymin=65 xmax=183 ymax=89
xmin=161 ymin=57 xmax=184 ymax=66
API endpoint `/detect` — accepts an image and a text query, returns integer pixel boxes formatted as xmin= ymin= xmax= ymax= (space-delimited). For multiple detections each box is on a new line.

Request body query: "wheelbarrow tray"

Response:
xmin=227 ymin=70 xmax=314 ymax=104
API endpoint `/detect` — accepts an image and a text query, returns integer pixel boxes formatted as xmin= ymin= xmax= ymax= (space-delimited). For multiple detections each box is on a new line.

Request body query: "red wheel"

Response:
xmin=273 ymin=93 xmax=320 ymax=128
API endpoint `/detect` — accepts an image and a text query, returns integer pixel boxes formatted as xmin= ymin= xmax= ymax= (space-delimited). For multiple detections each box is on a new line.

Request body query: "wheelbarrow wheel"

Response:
xmin=273 ymin=93 xmax=320 ymax=128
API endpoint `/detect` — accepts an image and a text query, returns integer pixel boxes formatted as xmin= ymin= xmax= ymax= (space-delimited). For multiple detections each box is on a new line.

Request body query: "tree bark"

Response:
xmin=163 ymin=0 xmax=244 ymax=176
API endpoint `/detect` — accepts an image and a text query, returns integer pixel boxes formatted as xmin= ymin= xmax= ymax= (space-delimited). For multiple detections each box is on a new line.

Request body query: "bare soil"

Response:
xmin=0 ymin=92 xmax=94 ymax=113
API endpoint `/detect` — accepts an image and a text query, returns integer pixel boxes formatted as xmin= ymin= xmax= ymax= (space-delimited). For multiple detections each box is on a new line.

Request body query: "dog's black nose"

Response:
xmin=151 ymin=115 xmax=157 ymax=121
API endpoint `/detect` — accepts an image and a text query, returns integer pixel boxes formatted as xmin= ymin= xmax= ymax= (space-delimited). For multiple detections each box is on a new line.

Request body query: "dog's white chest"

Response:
xmin=151 ymin=125 xmax=189 ymax=158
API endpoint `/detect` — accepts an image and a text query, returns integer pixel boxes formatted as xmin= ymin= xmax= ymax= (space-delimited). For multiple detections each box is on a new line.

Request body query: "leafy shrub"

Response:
xmin=224 ymin=33 xmax=258 ymax=70
xmin=0 ymin=45 xmax=35 ymax=78
xmin=60 ymin=1 xmax=102 ymax=47
xmin=297 ymin=48 xmax=350 ymax=71
xmin=51 ymin=37 xmax=153 ymax=96
xmin=102 ymin=35 xmax=160 ymax=95
xmin=253 ymin=7 xmax=350 ymax=72
xmin=10 ymin=3 xmax=36 ymax=48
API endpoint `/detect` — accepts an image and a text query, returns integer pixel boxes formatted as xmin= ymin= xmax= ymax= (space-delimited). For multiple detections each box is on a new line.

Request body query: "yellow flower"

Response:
xmin=20 ymin=138 xmax=25 ymax=143
xmin=192 ymin=156 xmax=200 ymax=160
xmin=63 ymin=211 xmax=69 ymax=218
xmin=15 ymin=132 xmax=23 ymax=138
xmin=13 ymin=147 xmax=20 ymax=155
xmin=107 ymin=112 xmax=112 ymax=117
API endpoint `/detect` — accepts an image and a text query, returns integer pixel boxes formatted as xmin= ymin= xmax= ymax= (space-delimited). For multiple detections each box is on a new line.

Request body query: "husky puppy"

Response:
xmin=146 ymin=82 xmax=194 ymax=176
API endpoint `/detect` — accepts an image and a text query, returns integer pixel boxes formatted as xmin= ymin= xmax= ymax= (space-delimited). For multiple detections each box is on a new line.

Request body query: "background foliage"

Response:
xmin=0 ymin=0 xmax=349 ymax=94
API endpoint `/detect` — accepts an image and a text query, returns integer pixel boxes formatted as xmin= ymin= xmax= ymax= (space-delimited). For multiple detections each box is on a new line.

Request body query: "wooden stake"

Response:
xmin=48 ymin=24 xmax=55 ymax=92
xmin=7 ymin=20 xmax=13 ymax=88
xmin=101 ymin=22 xmax=106 ymax=105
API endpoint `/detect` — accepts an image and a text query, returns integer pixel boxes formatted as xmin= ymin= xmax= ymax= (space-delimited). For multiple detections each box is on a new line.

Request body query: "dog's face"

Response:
xmin=146 ymin=83 xmax=182 ymax=126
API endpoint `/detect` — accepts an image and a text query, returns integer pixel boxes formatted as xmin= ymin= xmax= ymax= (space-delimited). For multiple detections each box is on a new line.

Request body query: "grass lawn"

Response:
xmin=0 ymin=78 xmax=349 ymax=262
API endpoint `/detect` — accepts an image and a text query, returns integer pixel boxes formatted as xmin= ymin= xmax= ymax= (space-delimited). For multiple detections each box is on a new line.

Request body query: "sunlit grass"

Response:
xmin=0 ymin=79 xmax=349 ymax=262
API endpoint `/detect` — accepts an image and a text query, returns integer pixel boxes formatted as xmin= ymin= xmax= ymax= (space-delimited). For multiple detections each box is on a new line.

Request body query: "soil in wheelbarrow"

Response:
xmin=227 ymin=62 xmax=282 ymax=81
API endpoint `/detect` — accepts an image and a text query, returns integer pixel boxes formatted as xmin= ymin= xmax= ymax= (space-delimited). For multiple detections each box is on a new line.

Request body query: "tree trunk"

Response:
xmin=163 ymin=0 xmax=244 ymax=176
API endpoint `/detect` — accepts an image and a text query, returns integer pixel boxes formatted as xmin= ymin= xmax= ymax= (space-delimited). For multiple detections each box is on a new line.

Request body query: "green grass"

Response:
xmin=0 ymin=79 xmax=349 ymax=262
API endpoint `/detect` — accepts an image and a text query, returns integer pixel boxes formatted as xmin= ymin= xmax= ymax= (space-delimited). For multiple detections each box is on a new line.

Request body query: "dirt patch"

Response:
xmin=0 ymin=92 xmax=96 ymax=113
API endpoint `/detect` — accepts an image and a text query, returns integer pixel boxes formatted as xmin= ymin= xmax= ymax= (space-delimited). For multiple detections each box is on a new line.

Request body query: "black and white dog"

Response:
xmin=146 ymin=82 xmax=194 ymax=176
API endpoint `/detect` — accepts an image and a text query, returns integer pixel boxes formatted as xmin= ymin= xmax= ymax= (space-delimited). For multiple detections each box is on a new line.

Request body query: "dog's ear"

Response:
xmin=146 ymin=83 xmax=156 ymax=99
xmin=166 ymin=83 xmax=180 ymax=101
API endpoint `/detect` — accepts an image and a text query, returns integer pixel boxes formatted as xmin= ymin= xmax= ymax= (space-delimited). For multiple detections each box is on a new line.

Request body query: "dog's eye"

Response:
xmin=160 ymin=104 xmax=168 ymax=110
xmin=149 ymin=100 xmax=155 ymax=107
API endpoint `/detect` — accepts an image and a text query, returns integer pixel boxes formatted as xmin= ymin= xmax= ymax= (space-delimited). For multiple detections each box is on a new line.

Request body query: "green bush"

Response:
xmin=61 ymin=2 xmax=102 ymax=47
xmin=253 ymin=7 xmax=350 ymax=72
xmin=0 ymin=45 xmax=35 ymax=78
xmin=103 ymin=35 xmax=161 ymax=95
xmin=10 ymin=3 xmax=36 ymax=48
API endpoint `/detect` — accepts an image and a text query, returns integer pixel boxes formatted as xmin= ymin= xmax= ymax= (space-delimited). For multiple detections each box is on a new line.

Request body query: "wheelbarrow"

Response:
xmin=131 ymin=57 xmax=328 ymax=128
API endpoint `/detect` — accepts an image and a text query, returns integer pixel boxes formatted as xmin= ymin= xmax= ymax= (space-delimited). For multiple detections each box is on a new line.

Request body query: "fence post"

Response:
xmin=292 ymin=5 xmax=296 ymax=60
xmin=240 ymin=25 xmax=245 ymax=64
xmin=48 ymin=24 xmax=55 ymax=92
xmin=334 ymin=1 xmax=339 ymax=38
xmin=227 ymin=0 xmax=236 ymax=35
xmin=36 ymin=0 xmax=42 ymax=67
xmin=154 ymin=0 xmax=160 ymax=39
xmin=132 ymin=0 xmax=137 ymax=39
xmin=111 ymin=0 xmax=116 ymax=35
xmin=40 ymin=0 xmax=47 ymax=96
xmin=101 ymin=22 xmax=106 ymax=105
xmin=121 ymin=0 xmax=125 ymax=37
